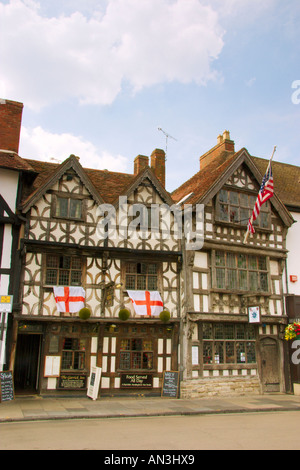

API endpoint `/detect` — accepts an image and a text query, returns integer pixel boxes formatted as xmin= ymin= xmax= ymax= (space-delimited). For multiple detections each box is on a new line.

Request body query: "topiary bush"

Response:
xmin=119 ymin=308 xmax=131 ymax=321
xmin=79 ymin=307 xmax=91 ymax=320
xmin=160 ymin=310 xmax=170 ymax=323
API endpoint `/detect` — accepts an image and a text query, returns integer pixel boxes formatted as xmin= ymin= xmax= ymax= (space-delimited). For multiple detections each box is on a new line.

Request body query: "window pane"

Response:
xmin=120 ymin=340 xmax=130 ymax=351
xmin=120 ymin=352 xmax=130 ymax=369
xmin=219 ymin=204 xmax=229 ymax=221
xmin=236 ymin=325 xmax=245 ymax=339
xmin=237 ymin=254 xmax=247 ymax=269
xmin=59 ymin=269 xmax=70 ymax=285
xmin=137 ymin=275 xmax=146 ymax=290
xmin=46 ymin=269 xmax=57 ymax=285
xmin=230 ymin=192 xmax=239 ymax=205
xmin=226 ymin=342 xmax=235 ymax=363
xmin=71 ymin=270 xmax=82 ymax=286
xmin=132 ymin=352 xmax=141 ymax=369
xmin=214 ymin=342 xmax=224 ymax=364
xmin=132 ymin=339 xmax=142 ymax=351
xmin=259 ymin=273 xmax=268 ymax=292
xmin=224 ymin=325 xmax=234 ymax=339
xmin=227 ymin=253 xmax=236 ymax=268
xmin=70 ymin=199 xmax=82 ymax=218
xmin=56 ymin=197 xmax=68 ymax=217
xmin=215 ymin=324 xmax=224 ymax=339
xmin=227 ymin=269 xmax=237 ymax=289
xmin=240 ymin=193 xmax=248 ymax=207
xmin=236 ymin=342 xmax=246 ymax=364
xmin=219 ymin=190 xmax=228 ymax=203
xmin=216 ymin=268 xmax=225 ymax=289
xmin=229 ymin=207 xmax=239 ymax=223
xmin=246 ymin=342 xmax=256 ymax=363
xmin=142 ymin=352 xmax=153 ymax=369
xmin=239 ymin=270 xmax=248 ymax=290
xmin=216 ymin=252 xmax=225 ymax=266
xmin=126 ymin=275 xmax=136 ymax=290
xmin=61 ymin=351 xmax=73 ymax=370
xmin=203 ymin=342 xmax=213 ymax=364
xmin=148 ymin=276 xmax=157 ymax=291
xmin=249 ymin=271 xmax=258 ymax=291
xmin=203 ymin=323 xmax=213 ymax=340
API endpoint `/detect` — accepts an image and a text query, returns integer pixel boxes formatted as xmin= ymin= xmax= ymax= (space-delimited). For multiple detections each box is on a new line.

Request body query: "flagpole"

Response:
xmin=243 ymin=146 xmax=276 ymax=244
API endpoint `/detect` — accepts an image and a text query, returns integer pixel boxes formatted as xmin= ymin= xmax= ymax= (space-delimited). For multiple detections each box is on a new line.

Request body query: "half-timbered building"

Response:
xmin=13 ymin=150 xmax=182 ymax=395
xmin=172 ymin=131 xmax=295 ymax=397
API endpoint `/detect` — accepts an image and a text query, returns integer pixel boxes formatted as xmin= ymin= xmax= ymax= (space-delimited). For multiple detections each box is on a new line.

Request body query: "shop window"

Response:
xmin=214 ymin=251 xmax=268 ymax=292
xmin=45 ymin=255 xmax=82 ymax=286
xmin=217 ymin=189 xmax=270 ymax=229
xmin=201 ymin=323 xmax=256 ymax=365
xmin=119 ymin=338 xmax=154 ymax=370
xmin=61 ymin=338 xmax=86 ymax=370
xmin=125 ymin=262 xmax=158 ymax=291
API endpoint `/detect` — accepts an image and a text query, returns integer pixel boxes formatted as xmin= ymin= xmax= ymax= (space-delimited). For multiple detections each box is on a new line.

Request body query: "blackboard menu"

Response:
xmin=0 ymin=371 xmax=14 ymax=402
xmin=162 ymin=371 xmax=179 ymax=398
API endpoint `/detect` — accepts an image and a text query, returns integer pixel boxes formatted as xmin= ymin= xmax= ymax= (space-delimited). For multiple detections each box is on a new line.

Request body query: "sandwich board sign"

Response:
xmin=87 ymin=366 xmax=102 ymax=400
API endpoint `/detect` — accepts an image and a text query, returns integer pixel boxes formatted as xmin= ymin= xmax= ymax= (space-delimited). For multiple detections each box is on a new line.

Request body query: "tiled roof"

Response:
xmin=172 ymin=150 xmax=240 ymax=205
xmin=0 ymin=151 xmax=35 ymax=172
xmin=252 ymin=156 xmax=300 ymax=210
xmin=22 ymin=158 xmax=137 ymax=205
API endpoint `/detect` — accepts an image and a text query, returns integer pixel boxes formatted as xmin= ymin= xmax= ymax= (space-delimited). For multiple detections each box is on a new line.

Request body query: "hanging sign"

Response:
xmin=248 ymin=306 xmax=261 ymax=324
xmin=0 ymin=295 xmax=13 ymax=313
xmin=87 ymin=367 xmax=102 ymax=400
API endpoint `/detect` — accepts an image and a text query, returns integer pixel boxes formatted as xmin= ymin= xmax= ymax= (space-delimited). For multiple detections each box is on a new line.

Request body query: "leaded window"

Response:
xmin=214 ymin=251 xmax=269 ymax=292
xmin=119 ymin=338 xmax=154 ymax=370
xmin=46 ymin=255 xmax=82 ymax=286
xmin=201 ymin=323 xmax=257 ymax=365
xmin=217 ymin=189 xmax=270 ymax=229
xmin=125 ymin=262 xmax=158 ymax=291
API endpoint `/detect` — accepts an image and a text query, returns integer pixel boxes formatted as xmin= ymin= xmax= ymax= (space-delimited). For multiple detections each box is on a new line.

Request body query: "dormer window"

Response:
xmin=55 ymin=196 xmax=82 ymax=220
xmin=217 ymin=189 xmax=270 ymax=229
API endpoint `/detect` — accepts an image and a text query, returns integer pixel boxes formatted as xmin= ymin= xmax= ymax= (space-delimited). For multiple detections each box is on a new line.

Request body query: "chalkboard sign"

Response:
xmin=0 ymin=370 xmax=14 ymax=402
xmin=162 ymin=371 xmax=179 ymax=398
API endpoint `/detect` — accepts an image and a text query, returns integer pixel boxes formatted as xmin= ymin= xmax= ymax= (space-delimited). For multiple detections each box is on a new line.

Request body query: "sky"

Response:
xmin=0 ymin=0 xmax=299 ymax=192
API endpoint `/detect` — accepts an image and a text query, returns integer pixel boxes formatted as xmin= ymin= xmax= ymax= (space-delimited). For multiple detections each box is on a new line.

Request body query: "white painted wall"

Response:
xmin=0 ymin=168 xmax=19 ymax=212
xmin=286 ymin=212 xmax=300 ymax=295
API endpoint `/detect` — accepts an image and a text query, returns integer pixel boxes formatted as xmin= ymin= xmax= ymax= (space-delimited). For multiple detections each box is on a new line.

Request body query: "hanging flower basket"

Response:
xmin=79 ymin=307 xmax=91 ymax=320
xmin=284 ymin=323 xmax=300 ymax=341
xmin=159 ymin=310 xmax=171 ymax=323
xmin=119 ymin=308 xmax=131 ymax=321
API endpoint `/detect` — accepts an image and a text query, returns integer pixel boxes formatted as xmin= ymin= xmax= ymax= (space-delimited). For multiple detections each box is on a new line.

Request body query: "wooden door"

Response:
xmin=260 ymin=338 xmax=280 ymax=392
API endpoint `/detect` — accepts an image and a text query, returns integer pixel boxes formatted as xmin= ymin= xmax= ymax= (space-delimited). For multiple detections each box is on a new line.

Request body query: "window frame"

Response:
xmin=124 ymin=261 xmax=161 ymax=292
xmin=45 ymin=254 xmax=84 ymax=287
xmin=216 ymin=188 xmax=271 ymax=230
xmin=53 ymin=194 xmax=84 ymax=221
xmin=200 ymin=322 xmax=257 ymax=368
xmin=213 ymin=251 xmax=270 ymax=294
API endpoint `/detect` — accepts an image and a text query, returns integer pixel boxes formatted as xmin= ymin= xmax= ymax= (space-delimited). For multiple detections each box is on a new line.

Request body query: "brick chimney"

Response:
xmin=0 ymin=99 xmax=24 ymax=154
xmin=200 ymin=130 xmax=235 ymax=170
xmin=151 ymin=148 xmax=166 ymax=187
xmin=134 ymin=154 xmax=149 ymax=176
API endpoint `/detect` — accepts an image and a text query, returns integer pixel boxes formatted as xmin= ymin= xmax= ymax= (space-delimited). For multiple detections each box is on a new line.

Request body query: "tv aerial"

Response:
xmin=158 ymin=127 xmax=178 ymax=160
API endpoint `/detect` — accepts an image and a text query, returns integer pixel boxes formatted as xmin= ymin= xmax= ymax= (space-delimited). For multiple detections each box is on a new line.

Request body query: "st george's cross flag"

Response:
xmin=53 ymin=286 xmax=85 ymax=313
xmin=244 ymin=146 xmax=276 ymax=242
xmin=127 ymin=290 xmax=164 ymax=317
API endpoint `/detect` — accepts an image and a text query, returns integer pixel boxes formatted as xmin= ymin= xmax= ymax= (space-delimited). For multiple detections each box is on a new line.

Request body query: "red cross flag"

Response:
xmin=127 ymin=290 xmax=164 ymax=317
xmin=53 ymin=286 xmax=85 ymax=313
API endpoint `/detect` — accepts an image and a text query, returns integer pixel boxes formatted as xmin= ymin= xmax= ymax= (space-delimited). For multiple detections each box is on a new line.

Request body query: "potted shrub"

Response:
xmin=159 ymin=310 xmax=171 ymax=323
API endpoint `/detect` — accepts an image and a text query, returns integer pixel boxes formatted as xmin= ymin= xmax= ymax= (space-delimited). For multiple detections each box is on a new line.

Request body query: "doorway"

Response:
xmin=14 ymin=334 xmax=42 ymax=394
xmin=260 ymin=337 xmax=280 ymax=392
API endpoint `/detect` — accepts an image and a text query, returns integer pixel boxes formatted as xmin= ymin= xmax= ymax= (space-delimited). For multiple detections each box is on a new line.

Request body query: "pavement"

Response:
xmin=1 ymin=393 xmax=300 ymax=423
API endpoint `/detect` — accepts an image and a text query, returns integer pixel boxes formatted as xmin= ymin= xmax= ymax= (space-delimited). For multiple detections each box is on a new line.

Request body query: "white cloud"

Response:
xmin=0 ymin=0 xmax=224 ymax=110
xmin=20 ymin=126 xmax=129 ymax=172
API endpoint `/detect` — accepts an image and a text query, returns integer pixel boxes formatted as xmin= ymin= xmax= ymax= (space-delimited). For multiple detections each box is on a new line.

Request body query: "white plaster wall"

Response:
xmin=0 ymin=168 xmax=19 ymax=212
xmin=286 ymin=212 xmax=300 ymax=295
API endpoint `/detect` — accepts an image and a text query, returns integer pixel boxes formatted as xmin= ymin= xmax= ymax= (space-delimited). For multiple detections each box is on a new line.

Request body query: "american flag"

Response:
xmin=247 ymin=157 xmax=274 ymax=237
